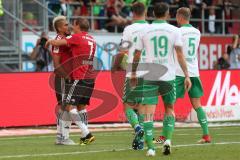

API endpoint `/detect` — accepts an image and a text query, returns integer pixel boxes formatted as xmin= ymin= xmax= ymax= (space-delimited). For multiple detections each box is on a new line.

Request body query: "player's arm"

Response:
xmin=175 ymin=45 xmax=192 ymax=91
xmin=132 ymin=50 xmax=141 ymax=74
xmin=52 ymin=54 xmax=70 ymax=79
xmin=130 ymin=49 xmax=141 ymax=88
xmin=232 ymin=35 xmax=239 ymax=49
xmin=45 ymin=39 xmax=67 ymax=48
xmin=112 ymin=50 xmax=128 ymax=72
xmin=174 ymin=29 xmax=191 ymax=91
xmin=130 ymin=30 xmax=144 ymax=88
xmin=112 ymin=28 xmax=130 ymax=71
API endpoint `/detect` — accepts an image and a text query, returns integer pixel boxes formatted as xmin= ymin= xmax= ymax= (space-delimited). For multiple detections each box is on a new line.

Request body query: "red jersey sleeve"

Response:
xmin=65 ymin=34 xmax=80 ymax=46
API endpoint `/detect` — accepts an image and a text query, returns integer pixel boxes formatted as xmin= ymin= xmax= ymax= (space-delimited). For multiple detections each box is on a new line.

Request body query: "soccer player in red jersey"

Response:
xmin=51 ymin=16 xmax=75 ymax=145
xmin=46 ymin=18 xmax=96 ymax=145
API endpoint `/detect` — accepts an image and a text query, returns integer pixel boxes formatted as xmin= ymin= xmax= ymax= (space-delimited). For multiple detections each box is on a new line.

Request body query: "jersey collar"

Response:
xmin=181 ymin=24 xmax=192 ymax=27
xmin=152 ymin=20 xmax=167 ymax=24
xmin=133 ymin=20 xmax=148 ymax=24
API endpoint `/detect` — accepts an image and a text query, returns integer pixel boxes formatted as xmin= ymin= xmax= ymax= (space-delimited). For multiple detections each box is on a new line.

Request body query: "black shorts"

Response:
xmin=63 ymin=79 xmax=95 ymax=106
xmin=54 ymin=76 xmax=65 ymax=105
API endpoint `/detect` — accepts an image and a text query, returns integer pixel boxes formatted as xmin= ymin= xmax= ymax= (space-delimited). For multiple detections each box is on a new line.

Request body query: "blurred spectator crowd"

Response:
xmin=40 ymin=0 xmax=239 ymax=33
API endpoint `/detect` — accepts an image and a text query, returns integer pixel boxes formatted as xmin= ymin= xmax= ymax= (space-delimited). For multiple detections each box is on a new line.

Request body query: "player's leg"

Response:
xmin=161 ymin=103 xmax=175 ymax=155
xmin=188 ymin=77 xmax=210 ymax=143
xmin=55 ymin=76 xmax=64 ymax=144
xmin=76 ymin=79 xmax=95 ymax=126
xmin=141 ymin=104 xmax=156 ymax=157
xmin=77 ymin=105 xmax=88 ymax=125
xmin=190 ymin=98 xmax=211 ymax=143
xmin=55 ymin=76 xmax=73 ymax=145
xmin=141 ymin=82 xmax=159 ymax=156
xmin=65 ymin=105 xmax=91 ymax=145
xmin=76 ymin=79 xmax=95 ymax=145
xmin=161 ymin=80 xmax=176 ymax=155
xmin=60 ymin=107 xmax=75 ymax=145
xmin=137 ymin=107 xmax=145 ymax=128
xmin=55 ymin=106 xmax=63 ymax=144
xmin=124 ymin=103 xmax=142 ymax=134
xmin=131 ymin=104 xmax=144 ymax=150
xmin=123 ymin=78 xmax=144 ymax=150
xmin=63 ymin=79 xmax=93 ymax=145
xmin=77 ymin=104 xmax=95 ymax=145
xmin=156 ymin=76 xmax=184 ymax=143
xmin=155 ymin=79 xmax=178 ymax=144
xmin=123 ymin=78 xmax=141 ymax=131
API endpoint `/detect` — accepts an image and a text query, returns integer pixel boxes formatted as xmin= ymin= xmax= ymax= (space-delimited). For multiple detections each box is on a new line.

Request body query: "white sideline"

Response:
xmin=0 ymin=141 xmax=240 ymax=159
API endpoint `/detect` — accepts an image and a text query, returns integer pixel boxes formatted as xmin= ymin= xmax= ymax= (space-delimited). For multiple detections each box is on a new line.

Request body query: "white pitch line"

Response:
xmin=0 ymin=141 xmax=240 ymax=159
xmin=1 ymin=132 xmax=240 ymax=141
xmin=0 ymin=148 xmax=129 ymax=159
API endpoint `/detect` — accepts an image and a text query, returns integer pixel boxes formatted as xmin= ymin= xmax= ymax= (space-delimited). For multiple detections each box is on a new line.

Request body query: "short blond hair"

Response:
xmin=52 ymin=16 xmax=66 ymax=32
xmin=177 ymin=7 xmax=191 ymax=20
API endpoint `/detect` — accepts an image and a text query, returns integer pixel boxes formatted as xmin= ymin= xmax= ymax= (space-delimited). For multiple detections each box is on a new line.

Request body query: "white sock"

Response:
xmin=62 ymin=120 xmax=71 ymax=140
xmin=56 ymin=118 xmax=63 ymax=139
xmin=56 ymin=109 xmax=63 ymax=140
xmin=61 ymin=111 xmax=72 ymax=140
xmin=78 ymin=109 xmax=88 ymax=125
xmin=69 ymin=108 xmax=89 ymax=137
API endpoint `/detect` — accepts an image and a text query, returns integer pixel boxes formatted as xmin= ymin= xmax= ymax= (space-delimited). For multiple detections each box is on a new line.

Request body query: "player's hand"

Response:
xmin=45 ymin=40 xmax=52 ymax=49
xmin=184 ymin=76 xmax=192 ymax=91
xmin=130 ymin=73 xmax=137 ymax=89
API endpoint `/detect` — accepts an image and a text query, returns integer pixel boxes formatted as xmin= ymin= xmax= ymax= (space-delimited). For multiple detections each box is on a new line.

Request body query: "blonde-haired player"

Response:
xmin=51 ymin=16 xmax=74 ymax=145
xmin=175 ymin=7 xmax=211 ymax=143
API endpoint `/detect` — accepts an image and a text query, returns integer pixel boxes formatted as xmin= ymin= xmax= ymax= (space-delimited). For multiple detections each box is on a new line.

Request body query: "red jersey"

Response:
xmin=52 ymin=34 xmax=72 ymax=64
xmin=65 ymin=32 xmax=96 ymax=80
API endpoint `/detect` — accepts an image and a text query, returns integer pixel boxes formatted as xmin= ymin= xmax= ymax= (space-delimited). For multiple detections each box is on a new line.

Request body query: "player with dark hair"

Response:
xmin=133 ymin=2 xmax=191 ymax=155
xmin=113 ymin=2 xmax=149 ymax=151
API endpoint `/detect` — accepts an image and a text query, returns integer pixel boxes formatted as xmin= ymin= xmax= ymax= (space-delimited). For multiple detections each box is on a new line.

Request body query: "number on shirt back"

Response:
xmin=188 ymin=37 xmax=196 ymax=56
xmin=151 ymin=36 xmax=168 ymax=57
xmin=88 ymin=41 xmax=94 ymax=59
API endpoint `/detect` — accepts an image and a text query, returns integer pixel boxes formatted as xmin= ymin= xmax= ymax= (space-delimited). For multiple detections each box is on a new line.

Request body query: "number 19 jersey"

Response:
xmin=175 ymin=24 xmax=201 ymax=77
xmin=136 ymin=20 xmax=183 ymax=81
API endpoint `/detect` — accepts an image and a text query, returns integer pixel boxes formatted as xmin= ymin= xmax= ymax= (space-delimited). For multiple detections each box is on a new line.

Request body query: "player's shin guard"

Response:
xmin=69 ymin=108 xmax=90 ymax=137
xmin=125 ymin=108 xmax=140 ymax=129
xmin=162 ymin=115 xmax=175 ymax=140
xmin=78 ymin=109 xmax=88 ymax=125
xmin=143 ymin=121 xmax=155 ymax=150
xmin=195 ymin=107 xmax=209 ymax=135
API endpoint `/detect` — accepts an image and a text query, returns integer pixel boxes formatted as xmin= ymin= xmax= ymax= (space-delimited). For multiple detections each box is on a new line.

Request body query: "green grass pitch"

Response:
xmin=0 ymin=126 xmax=240 ymax=160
